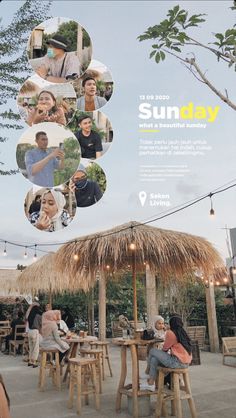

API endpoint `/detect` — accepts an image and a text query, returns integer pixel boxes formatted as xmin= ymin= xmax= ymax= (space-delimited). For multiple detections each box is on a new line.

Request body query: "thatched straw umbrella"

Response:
xmin=55 ymin=221 xmax=224 ymax=326
xmin=16 ymin=253 xmax=89 ymax=305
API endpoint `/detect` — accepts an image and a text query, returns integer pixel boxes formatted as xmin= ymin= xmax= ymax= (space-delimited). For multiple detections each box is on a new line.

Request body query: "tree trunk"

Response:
xmin=146 ymin=264 xmax=158 ymax=327
xmin=87 ymin=288 xmax=94 ymax=335
xmin=99 ymin=272 xmax=106 ymax=341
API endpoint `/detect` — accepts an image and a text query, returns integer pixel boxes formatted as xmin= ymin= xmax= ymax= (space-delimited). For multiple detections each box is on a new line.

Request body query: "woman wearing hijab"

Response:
xmin=28 ymin=305 xmax=42 ymax=367
xmin=143 ymin=314 xmax=192 ymax=391
xmin=27 ymin=90 xmax=66 ymax=126
xmin=0 ymin=375 xmax=11 ymax=418
xmin=152 ymin=315 xmax=166 ymax=340
xmin=40 ymin=310 xmax=69 ymax=363
xmin=29 ymin=189 xmax=71 ymax=232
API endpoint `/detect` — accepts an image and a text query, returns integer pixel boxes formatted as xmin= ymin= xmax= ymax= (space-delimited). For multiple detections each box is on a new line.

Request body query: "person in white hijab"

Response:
xmin=152 ymin=315 xmax=166 ymax=340
xmin=29 ymin=189 xmax=71 ymax=232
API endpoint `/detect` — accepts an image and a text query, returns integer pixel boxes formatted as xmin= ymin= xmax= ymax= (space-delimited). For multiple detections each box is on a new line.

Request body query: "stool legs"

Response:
xmin=76 ymin=365 xmax=82 ymax=415
xmin=156 ymin=370 xmax=165 ymax=418
xmin=173 ymin=372 xmax=182 ymax=418
xmin=68 ymin=364 xmax=75 ymax=409
xmin=183 ymin=373 xmax=197 ymax=418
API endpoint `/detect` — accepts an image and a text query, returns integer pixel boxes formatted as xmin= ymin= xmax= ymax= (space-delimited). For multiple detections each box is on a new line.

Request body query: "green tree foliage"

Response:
xmin=86 ymin=163 xmax=106 ymax=193
xmin=0 ymin=0 xmax=52 ymax=174
xmin=42 ymin=21 xmax=91 ymax=55
xmin=138 ymin=3 xmax=236 ymax=111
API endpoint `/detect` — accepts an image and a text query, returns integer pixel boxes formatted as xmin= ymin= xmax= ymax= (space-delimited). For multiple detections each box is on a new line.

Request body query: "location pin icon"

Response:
xmin=139 ymin=191 xmax=147 ymax=207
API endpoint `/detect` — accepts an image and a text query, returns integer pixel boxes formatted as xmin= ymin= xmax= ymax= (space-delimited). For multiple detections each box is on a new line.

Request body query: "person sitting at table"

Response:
xmin=143 ymin=314 xmax=192 ymax=391
xmin=62 ymin=307 xmax=75 ymax=330
xmin=40 ymin=310 xmax=69 ymax=363
xmin=4 ymin=312 xmax=25 ymax=355
xmin=55 ymin=310 xmax=69 ymax=336
xmin=0 ymin=374 xmax=11 ymax=418
xmin=152 ymin=315 xmax=166 ymax=340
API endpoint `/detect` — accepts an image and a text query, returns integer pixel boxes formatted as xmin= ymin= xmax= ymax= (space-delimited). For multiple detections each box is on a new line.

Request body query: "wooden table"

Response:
xmin=113 ymin=338 xmax=163 ymax=418
xmin=62 ymin=336 xmax=98 ymax=382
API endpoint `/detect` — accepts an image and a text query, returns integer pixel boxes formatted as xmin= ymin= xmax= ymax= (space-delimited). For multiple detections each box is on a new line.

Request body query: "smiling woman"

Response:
xmin=26 ymin=90 xmax=66 ymax=126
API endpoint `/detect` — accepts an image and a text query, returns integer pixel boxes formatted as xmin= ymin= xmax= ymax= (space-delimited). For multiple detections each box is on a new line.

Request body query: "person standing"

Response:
xmin=27 ymin=305 xmax=42 ymax=367
xmin=75 ymin=115 xmax=103 ymax=159
xmin=24 ymin=131 xmax=64 ymax=187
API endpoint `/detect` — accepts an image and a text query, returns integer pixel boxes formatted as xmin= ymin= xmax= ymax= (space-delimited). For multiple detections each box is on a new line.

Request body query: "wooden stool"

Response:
xmin=156 ymin=368 xmax=197 ymax=418
xmin=68 ymin=357 xmax=100 ymax=415
xmin=80 ymin=348 xmax=103 ymax=393
xmin=89 ymin=341 xmax=113 ymax=379
xmin=38 ymin=348 xmax=61 ymax=391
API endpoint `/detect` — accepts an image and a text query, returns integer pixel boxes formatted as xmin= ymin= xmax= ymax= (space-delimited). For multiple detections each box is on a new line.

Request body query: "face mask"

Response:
xmin=75 ymin=178 xmax=88 ymax=189
xmin=47 ymin=48 xmax=55 ymax=58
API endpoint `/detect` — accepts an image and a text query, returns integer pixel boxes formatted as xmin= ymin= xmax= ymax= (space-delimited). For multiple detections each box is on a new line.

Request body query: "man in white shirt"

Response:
xmin=36 ymin=34 xmax=81 ymax=83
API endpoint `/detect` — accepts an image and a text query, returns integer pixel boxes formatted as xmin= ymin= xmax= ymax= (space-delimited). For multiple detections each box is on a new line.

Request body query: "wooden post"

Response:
xmin=132 ymin=252 xmax=138 ymax=328
xmin=99 ymin=272 xmax=106 ymax=341
xmin=146 ymin=264 xmax=158 ymax=327
xmin=205 ymin=282 xmax=219 ymax=352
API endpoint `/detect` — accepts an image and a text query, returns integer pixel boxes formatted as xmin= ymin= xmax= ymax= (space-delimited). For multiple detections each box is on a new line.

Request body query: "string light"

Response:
xmin=3 ymin=241 xmax=7 ymax=257
xmin=106 ymin=265 xmax=110 ymax=270
xmin=216 ymin=281 xmax=220 ymax=286
xmin=23 ymin=247 xmax=28 ymax=259
xmin=223 ymin=277 xmax=228 ymax=283
xmin=73 ymin=241 xmax=79 ymax=261
xmin=33 ymin=245 xmax=37 ymax=261
xmin=129 ymin=242 xmax=136 ymax=250
xmin=0 ymin=179 xmax=236 ymax=253
xmin=209 ymin=193 xmax=215 ymax=216
xmin=232 ymin=267 xmax=236 ymax=275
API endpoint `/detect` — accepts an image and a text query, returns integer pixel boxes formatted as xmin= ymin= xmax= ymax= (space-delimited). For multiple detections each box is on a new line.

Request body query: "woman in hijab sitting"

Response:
xmin=143 ymin=314 xmax=192 ymax=391
xmin=40 ymin=310 xmax=69 ymax=363
xmin=29 ymin=189 xmax=71 ymax=232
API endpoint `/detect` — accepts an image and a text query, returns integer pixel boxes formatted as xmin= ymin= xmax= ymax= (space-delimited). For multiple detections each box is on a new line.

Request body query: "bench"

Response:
xmin=187 ymin=326 xmax=206 ymax=350
xmin=222 ymin=336 xmax=236 ymax=367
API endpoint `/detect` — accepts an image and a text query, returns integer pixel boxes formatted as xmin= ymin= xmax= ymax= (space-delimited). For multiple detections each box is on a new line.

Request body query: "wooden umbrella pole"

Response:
xmin=49 ymin=284 xmax=52 ymax=308
xmin=132 ymin=251 xmax=138 ymax=329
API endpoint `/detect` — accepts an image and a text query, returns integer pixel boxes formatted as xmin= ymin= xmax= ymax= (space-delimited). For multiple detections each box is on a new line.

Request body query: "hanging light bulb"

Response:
xmin=129 ymin=242 xmax=136 ymax=250
xmin=23 ymin=247 xmax=28 ymax=259
xmin=209 ymin=193 xmax=215 ymax=216
xmin=106 ymin=265 xmax=110 ymax=270
xmin=215 ymin=281 xmax=220 ymax=286
xmin=73 ymin=240 xmax=79 ymax=261
xmin=33 ymin=245 xmax=37 ymax=261
xmin=232 ymin=267 xmax=236 ymax=275
xmin=3 ymin=241 xmax=7 ymax=257
xmin=223 ymin=277 xmax=228 ymax=283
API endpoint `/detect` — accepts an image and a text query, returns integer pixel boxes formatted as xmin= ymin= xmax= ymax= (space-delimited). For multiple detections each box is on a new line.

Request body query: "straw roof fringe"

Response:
xmin=55 ymin=221 xmax=224 ymax=288
xmin=16 ymin=253 xmax=92 ymax=295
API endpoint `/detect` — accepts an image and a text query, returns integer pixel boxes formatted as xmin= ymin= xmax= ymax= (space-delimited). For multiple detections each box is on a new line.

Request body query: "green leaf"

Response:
xmin=149 ymin=50 xmax=156 ymax=59
xmin=152 ymin=44 xmax=159 ymax=49
xmin=155 ymin=52 xmax=161 ymax=63
xmin=160 ymin=51 xmax=166 ymax=61
xmin=215 ymin=33 xmax=224 ymax=42
xmin=171 ymin=46 xmax=181 ymax=52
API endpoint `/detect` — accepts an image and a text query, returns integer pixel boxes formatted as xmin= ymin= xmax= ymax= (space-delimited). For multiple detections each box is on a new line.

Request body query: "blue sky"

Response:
xmin=0 ymin=1 xmax=236 ymax=267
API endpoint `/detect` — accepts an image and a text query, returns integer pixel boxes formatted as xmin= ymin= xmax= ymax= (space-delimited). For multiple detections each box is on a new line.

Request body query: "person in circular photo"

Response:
xmin=68 ymin=110 xmax=113 ymax=160
xmin=69 ymin=162 xmax=106 ymax=208
xmin=16 ymin=123 xmax=81 ymax=188
xmin=17 ymin=78 xmax=77 ymax=126
xmin=25 ymin=186 xmax=76 ymax=232
xmin=27 ymin=17 xmax=92 ymax=83
xmin=75 ymin=60 xmax=114 ymax=111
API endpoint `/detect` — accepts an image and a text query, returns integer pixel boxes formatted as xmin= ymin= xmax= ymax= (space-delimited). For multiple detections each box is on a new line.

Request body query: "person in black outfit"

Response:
xmin=75 ymin=114 xmax=103 ymax=159
xmin=4 ymin=312 xmax=25 ymax=354
xmin=69 ymin=169 xmax=103 ymax=207
xmin=62 ymin=307 xmax=75 ymax=330
xmin=28 ymin=194 xmax=41 ymax=214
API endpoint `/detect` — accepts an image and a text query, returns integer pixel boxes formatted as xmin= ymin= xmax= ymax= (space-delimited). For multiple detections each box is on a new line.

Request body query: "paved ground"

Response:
xmin=1 ymin=344 xmax=236 ymax=418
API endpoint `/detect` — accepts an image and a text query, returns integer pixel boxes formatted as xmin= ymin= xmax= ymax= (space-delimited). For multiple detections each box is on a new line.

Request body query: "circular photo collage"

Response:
xmin=15 ymin=17 xmax=113 ymax=233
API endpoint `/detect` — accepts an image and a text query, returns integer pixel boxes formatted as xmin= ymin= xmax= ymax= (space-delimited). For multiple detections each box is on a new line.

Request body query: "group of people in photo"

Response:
xmin=15 ymin=21 xmax=113 ymax=233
